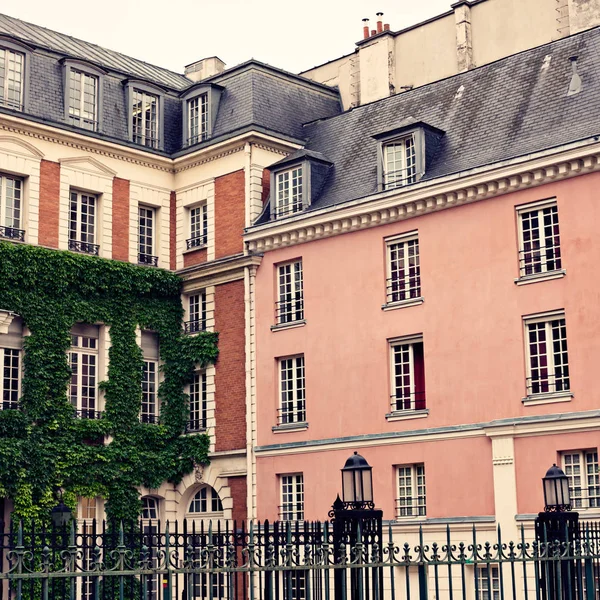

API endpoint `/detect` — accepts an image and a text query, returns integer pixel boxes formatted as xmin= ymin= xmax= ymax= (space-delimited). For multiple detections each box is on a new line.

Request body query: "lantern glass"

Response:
xmin=342 ymin=469 xmax=354 ymax=503
xmin=362 ymin=467 xmax=373 ymax=503
xmin=543 ymin=477 xmax=558 ymax=507
xmin=542 ymin=463 xmax=571 ymax=511
xmin=559 ymin=477 xmax=571 ymax=506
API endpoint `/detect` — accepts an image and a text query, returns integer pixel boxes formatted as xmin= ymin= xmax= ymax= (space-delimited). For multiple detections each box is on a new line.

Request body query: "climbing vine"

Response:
xmin=0 ymin=242 xmax=219 ymax=522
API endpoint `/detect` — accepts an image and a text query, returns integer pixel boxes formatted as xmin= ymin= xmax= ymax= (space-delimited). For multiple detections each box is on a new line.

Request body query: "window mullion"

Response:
xmin=546 ymin=321 xmax=556 ymax=391
xmin=409 ymin=343 xmax=415 ymax=409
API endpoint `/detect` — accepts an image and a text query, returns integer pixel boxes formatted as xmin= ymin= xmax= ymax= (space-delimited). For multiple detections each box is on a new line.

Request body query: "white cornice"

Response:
xmin=0 ymin=310 xmax=16 ymax=334
xmin=245 ymin=138 xmax=600 ymax=252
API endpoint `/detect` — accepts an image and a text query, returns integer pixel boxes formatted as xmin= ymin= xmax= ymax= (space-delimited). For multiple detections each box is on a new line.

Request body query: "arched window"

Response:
xmin=141 ymin=496 xmax=159 ymax=520
xmin=188 ymin=485 xmax=223 ymax=514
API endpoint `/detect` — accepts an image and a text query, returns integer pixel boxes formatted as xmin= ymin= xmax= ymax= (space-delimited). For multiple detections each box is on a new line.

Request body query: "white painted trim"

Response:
xmin=514 ymin=270 xmax=566 ymax=286
xmin=382 ymin=297 xmax=424 ymax=311
xmin=385 ymin=409 xmax=429 ymax=422
xmin=522 ymin=392 xmax=573 ymax=406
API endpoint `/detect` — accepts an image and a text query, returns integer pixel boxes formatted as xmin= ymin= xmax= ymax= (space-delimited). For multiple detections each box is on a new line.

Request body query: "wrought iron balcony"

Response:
xmin=386 ymin=276 xmax=421 ymax=304
xmin=383 ymin=166 xmax=418 ymax=190
xmin=140 ymin=414 xmax=159 ymax=424
xmin=275 ymin=298 xmax=304 ymax=325
xmin=519 ymin=246 xmax=562 ymax=277
xmin=277 ymin=406 xmax=306 ymax=426
xmin=138 ymin=253 xmax=159 ymax=267
xmin=526 ymin=373 xmax=570 ymax=396
xmin=0 ymin=226 xmax=25 ymax=242
xmin=184 ymin=320 xmax=206 ymax=334
xmin=186 ymin=235 xmax=207 ymax=250
xmin=185 ymin=418 xmax=207 ymax=433
xmin=74 ymin=409 xmax=103 ymax=419
xmin=69 ymin=239 xmax=100 ymax=255
xmin=390 ymin=391 xmax=426 ymax=412
xmin=0 ymin=400 xmax=19 ymax=410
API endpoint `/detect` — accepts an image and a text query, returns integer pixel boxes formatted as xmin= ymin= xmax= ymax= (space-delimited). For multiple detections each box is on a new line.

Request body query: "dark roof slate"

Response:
xmin=276 ymin=27 xmax=600 ymax=215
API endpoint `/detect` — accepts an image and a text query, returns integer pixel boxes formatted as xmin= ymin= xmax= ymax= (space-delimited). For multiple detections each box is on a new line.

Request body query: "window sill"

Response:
xmin=382 ymin=297 xmax=424 ymax=311
xmin=522 ymin=392 xmax=573 ymax=406
xmin=514 ymin=270 xmax=566 ymax=286
xmin=183 ymin=244 xmax=207 ymax=255
xmin=271 ymin=320 xmax=306 ymax=332
xmin=272 ymin=421 xmax=309 ymax=433
xmin=385 ymin=409 xmax=429 ymax=422
xmin=395 ymin=515 xmax=427 ymax=523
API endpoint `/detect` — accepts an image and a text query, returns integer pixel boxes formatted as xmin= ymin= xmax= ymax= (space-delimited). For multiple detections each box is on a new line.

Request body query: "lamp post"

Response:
xmin=51 ymin=488 xmax=72 ymax=528
xmin=535 ymin=464 xmax=579 ymax=600
xmin=330 ymin=452 xmax=383 ymax=600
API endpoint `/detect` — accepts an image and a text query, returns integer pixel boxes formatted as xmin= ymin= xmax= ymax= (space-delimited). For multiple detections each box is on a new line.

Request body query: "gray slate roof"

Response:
xmin=0 ymin=13 xmax=190 ymax=90
xmin=258 ymin=26 xmax=600 ymax=221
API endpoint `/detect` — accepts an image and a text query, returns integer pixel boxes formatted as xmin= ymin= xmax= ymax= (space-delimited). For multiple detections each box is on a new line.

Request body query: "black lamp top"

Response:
xmin=544 ymin=463 xmax=567 ymax=479
xmin=343 ymin=451 xmax=371 ymax=470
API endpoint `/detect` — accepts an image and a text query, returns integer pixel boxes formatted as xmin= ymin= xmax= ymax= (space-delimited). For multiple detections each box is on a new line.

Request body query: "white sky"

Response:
xmin=2 ymin=0 xmax=452 ymax=75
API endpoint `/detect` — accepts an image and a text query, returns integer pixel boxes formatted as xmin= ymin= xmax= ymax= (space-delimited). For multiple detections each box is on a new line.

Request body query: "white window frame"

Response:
xmin=275 ymin=166 xmax=304 ymax=218
xmin=188 ymin=485 xmax=223 ymax=515
xmin=70 ymin=331 xmax=99 ymax=419
xmin=516 ymin=199 xmax=563 ymax=281
xmin=138 ymin=205 xmax=157 ymax=264
xmin=68 ymin=68 xmax=99 ymax=131
xmin=141 ymin=360 xmax=158 ymax=423
xmin=0 ymin=46 xmax=25 ymax=111
xmin=0 ymin=173 xmax=24 ymax=238
xmin=385 ymin=232 xmax=421 ymax=306
xmin=523 ymin=311 xmax=570 ymax=399
xmin=276 ymin=260 xmax=304 ymax=325
xmin=561 ymin=450 xmax=600 ymax=510
xmin=389 ymin=335 xmax=426 ymax=413
xmin=188 ymin=94 xmax=209 ymax=145
xmin=141 ymin=496 xmax=160 ymax=520
xmin=396 ymin=464 xmax=426 ymax=518
xmin=187 ymin=370 xmax=207 ymax=433
xmin=78 ymin=497 xmax=98 ymax=521
xmin=475 ymin=566 xmax=500 ymax=600
xmin=69 ymin=190 xmax=98 ymax=254
xmin=382 ymin=135 xmax=417 ymax=190
xmin=0 ymin=347 xmax=20 ymax=410
xmin=187 ymin=203 xmax=208 ymax=249
xmin=280 ymin=473 xmax=304 ymax=521
xmin=278 ymin=355 xmax=306 ymax=425
xmin=131 ymin=88 xmax=160 ymax=149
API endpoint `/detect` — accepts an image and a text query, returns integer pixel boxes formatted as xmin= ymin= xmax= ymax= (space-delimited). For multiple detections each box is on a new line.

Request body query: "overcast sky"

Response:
xmin=2 ymin=0 xmax=452 ymax=75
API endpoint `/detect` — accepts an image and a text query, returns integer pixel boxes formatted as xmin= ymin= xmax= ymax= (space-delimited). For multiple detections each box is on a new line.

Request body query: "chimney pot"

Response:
xmin=362 ymin=18 xmax=370 ymax=39
xmin=376 ymin=12 xmax=383 ymax=33
xmin=384 ymin=23 xmax=390 ymax=31
xmin=371 ymin=29 xmax=377 ymax=36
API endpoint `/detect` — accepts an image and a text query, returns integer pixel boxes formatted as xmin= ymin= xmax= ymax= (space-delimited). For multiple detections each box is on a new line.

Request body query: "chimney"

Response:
xmin=376 ymin=12 xmax=384 ymax=33
xmin=362 ymin=18 xmax=370 ymax=40
xmin=384 ymin=23 xmax=390 ymax=31
xmin=371 ymin=29 xmax=377 ymax=36
xmin=184 ymin=57 xmax=225 ymax=82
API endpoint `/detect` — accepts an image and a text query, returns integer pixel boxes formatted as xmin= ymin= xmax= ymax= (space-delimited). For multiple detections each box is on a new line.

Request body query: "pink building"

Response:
xmin=245 ymin=27 xmax=600 ymax=541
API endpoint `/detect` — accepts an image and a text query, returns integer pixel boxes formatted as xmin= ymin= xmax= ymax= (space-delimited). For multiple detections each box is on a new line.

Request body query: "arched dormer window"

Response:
xmin=188 ymin=485 xmax=223 ymax=514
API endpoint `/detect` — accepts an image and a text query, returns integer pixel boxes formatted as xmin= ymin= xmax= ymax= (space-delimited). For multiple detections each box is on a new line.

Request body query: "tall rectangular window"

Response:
xmin=386 ymin=234 xmax=420 ymax=303
xmin=396 ymin=464 xmax=426 ymax=518
xmin=278 ymin=355 xmax=305 ymax=425
xmin=525 ymin=313 xmax=569 ymax=396
xmin=280 ymin=474 xmax=304 ymax=521
xmin=138 ymin=206 xmax=157 ymax=266
xmin=187 ymin=371 xmax=207 ymax=433
xmin=275 ymin=167 xmax=303 ymax=218
xmin=186 ymin=292 xmax=206 ymax=334
xmin=132 ymin=89 xmax=158 ymax=148
xmin=70 ymin=327 xmax=99 ymax=419
xmin=187 ymin=204 xmax=208 ymax=249
xmin=562 ymin=450 xmax=599 ymax=509
xmin=276 ymin=261 xmax=304 ymax=324
xmin=383 ymin=136 xmax=416 ymax=189
xmin=68 ymin=69 xmax=98 ymax=131
xmin=518 ymin=202 xmax=562 ymax=278
xmin=141 ymin=331 xmax=159 ymax=423
xmin=0 ymin=348 xmax=20 ymax=410
xmin=79 ymin=497 xmax=97 ymax=520
xmin=0 ymin=174 xmax=24 ymax=241
xmin=476 ymin=566 xmax=500 ymax=600
xmin=188 ymin=94 xmax=208 ymax=145
xmin=390 ymin=338 xmax=426 ymax=412
xmin=0 ymin=48 xmax=24 ymax=110
xmin=69 ymin=190 xmax=98 ymax=254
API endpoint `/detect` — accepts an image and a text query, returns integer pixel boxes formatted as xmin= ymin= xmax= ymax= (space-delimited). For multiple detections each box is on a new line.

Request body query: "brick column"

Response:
xmin=38 ymin=160 xmax=60 ymax=248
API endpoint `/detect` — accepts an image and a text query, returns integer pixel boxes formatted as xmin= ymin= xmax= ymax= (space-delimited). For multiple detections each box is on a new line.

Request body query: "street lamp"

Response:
xmin=341 ymin=451 xmax=374 ymax=509
xmin=51 ymin=488 xmax=72 ymax=528
xmin=542 ymin=464 xmax=571 ymax=512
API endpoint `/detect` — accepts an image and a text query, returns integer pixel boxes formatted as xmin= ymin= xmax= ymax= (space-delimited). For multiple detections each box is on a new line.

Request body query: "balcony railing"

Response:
xmin=277 ymin=406 xmax=306 ymax=426
xmin=185 ymin=418 xmax=207 ymax=433
xmin=140 ymin=414 xmax=159 ymax=424
xmin=138 ymin=253 xmax=158 ymax=267
xmin=519 ymin=245 xmax=562 ymax=277
xmin=69 ymin=240 xmax=100 ymax=255
xmin=186 ymin=235 xmax=207 ymax=250
xmin=0 ymin=226 xmax=25 ymax=242
xmin=386 ymin=276 xmax=421 ymax=303
xmin=395 ymin=496 xmax=427 ymax=518
xmin=390 ymin=390 xmax=426 ymax=412
xmin=74 ymin=409 xmax=103 ymax=419
xmin=275 ymin=298 xmax=304 ymax=324
xmin=526 ymin=373 xmax=570 ymax=396
xmin=184 ymin=320 xmax=206 ymax=334
xmin=383 ymin=166 xmax=417 ymax=190
xmin=0 ymin=400 xmax=19 ymax=410
xmin=278 ymin=504 xmax=304 ymax=521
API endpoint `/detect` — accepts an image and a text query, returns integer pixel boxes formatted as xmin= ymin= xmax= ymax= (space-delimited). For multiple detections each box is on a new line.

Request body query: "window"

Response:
xmin=280 ymin=474 xmax=304 ymax=520
xmin=69 ymin=190 xmax=98 ymax=255
xmin=189 ymin=486 xmax=223 ymax=514
xmin=382 ymin=136 xmax=416 ymax=190
xmin=386 ymin=234 xmax=420 ymax=304
xmin=275 ymin=166 xmax=303 ymax=218
xmin=141 ymin=331 xmax=159 ymax=423
xmin=524 ymin=313 xmax=570 ymax=397
xmin=284 ymin=572 xmax=307 ymax=600
xmin=0 ymin=348 xmax=20 ymax=410
xmin=0 ymin=47 xmax=24 ymax=110
xmin=187 ymin=371 xmax=207 ymax=433
xmin=188 ymin=94 xmax=208 ymax=145
xmin=390 ymin=337 xmax=426 ymax=412
xmin=517 ymin=202 xmax=562 ymax=278
xmin=138 ymin=206 xmax=158 ymax=266
xmin=276 ymin=261 xmax=304 ymax=325
xmin=476 ymin=566 xmax=500 ymax=600
xmin=79 ymin=497 xmax=97 ymax=520
xmin=141 ymin=496 xmax=159 ymax=520
xmin=70 ymin=326 xmax=99 ymax=419
xmin=186 ymin=292 xmax=206 ymax=334
xmin=68 ymin=69 xmax=98 ymax=131
xmin=187 ymin=204 xmax=208 ymax=250
xmin=278 ymin=355 xmax=306 ymax=425
xmin=562 ymin=450 xmax=599 ymax=509
xmin=396 ymin=464 xmax=426 ymax=518
xmin=0 ymin=174 xmax=24 ymax=241
xmin=132 ymin=89 xmax=159 ymax=148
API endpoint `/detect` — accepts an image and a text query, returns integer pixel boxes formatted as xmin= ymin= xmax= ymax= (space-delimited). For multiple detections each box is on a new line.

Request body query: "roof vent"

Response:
xmin=567 ymin=56 xmax=582 ymax=96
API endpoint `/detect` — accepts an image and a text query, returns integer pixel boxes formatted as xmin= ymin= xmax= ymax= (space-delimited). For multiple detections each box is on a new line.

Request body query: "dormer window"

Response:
xmin=0 ymin=47 xmax=24 ymax=111
xmin=62 ymin=60 xmax=105 ymax=132
xmin=275 ymin=166 xmax=303 ymax=218
xmin=188 ymin=94 xmax=208 ymax=145
xmin=125 ymin=80 xmax=165 ymax=150
xmin=383 ymin=136 xmax=416 ymax=189
xmin=180 ymin=83 xmax=223 ymax=147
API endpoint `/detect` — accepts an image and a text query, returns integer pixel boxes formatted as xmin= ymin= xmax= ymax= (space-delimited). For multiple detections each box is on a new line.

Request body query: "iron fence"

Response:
xmin=0 ymin=518 xmax=599 ymax=600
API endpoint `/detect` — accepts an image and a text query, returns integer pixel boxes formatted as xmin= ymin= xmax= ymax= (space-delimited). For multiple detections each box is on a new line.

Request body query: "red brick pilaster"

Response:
xmin=214 ymin=170 xmax=245 ymax=259
xmin=262 ymin=168 xmax=270 ymax=204
xmin=228 ymin=476 xmax=247 ymax=524
xmin=170 ymin=191 xmax=177 ymax=270
xmin=112 ymin=178 xmax=130 ymax=261
xmin=38 ymin=160 xmax=60 ymax=248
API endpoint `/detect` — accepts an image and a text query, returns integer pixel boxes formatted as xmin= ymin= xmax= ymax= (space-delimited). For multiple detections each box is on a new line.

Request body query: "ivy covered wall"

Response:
xmin=0 ymin=242 xmax=219 ymax=522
